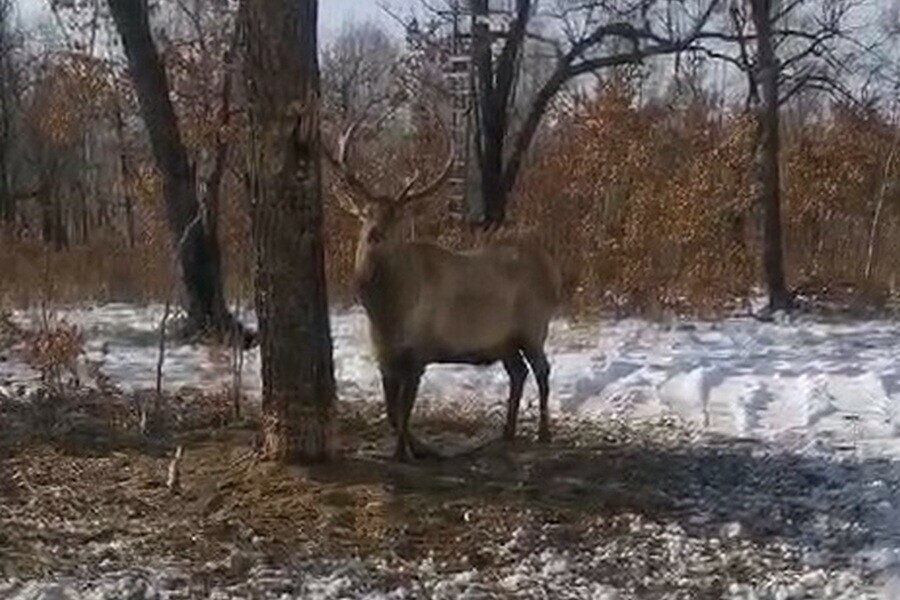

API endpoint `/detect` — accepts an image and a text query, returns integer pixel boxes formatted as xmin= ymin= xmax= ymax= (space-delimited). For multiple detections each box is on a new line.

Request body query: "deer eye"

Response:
xmin=367 ymin=229 xmax=384 ymax=243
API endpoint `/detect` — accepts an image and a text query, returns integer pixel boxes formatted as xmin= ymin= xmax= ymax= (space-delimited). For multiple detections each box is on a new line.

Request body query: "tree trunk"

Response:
xmin=115 ymin=107 xmax=137 ymax=248
xmin=108 ymin=0 xmax=237 ymax=337
xmin=750 ymin=0 xmax=792 ymax=311
xmin=243 ymin=0 xmax=336 ymax=462
xmin=0 ymin=9 xmax=13 ymax=229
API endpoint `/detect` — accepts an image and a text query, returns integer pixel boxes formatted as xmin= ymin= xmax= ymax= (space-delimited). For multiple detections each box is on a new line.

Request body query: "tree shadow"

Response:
xmin=309 ymin=427 xmax=900 ymax=570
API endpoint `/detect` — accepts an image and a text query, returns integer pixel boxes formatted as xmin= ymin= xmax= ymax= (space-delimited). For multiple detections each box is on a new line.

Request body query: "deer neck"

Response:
xmin=354 ymin=243 xmax=416 ymax=351
xmin=355 ymin=243 xmax=402 ymax=309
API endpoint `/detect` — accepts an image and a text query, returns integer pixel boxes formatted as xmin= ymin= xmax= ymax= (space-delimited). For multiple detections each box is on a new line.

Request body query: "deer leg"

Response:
xmin=502 ymin=352 xmax=528 ymax=441
xmin=380 ymin=368 xmax=400 ymax=431
xmin=399 ymin=368 xmax=441 ymax=459
xmin=394 ymin=365 xmax=424 ymax=462
xmin=523 ymin=347 xmax=552 ymax=443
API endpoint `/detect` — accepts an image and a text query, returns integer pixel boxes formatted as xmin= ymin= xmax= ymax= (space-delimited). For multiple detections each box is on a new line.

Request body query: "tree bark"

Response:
xmin=114 ymin=106 xmax=137 ymax=248
xmin=750 ymin=0 xmax=792 ymax=311
xmin=243 ymin=0 xmax=336 ymax=462
xmin=107 ymin=0 xmax=237 ymax=337
xmin=0 ymin=2 xmax=13 ymax=228
xmin=469 ymin=0 xmax=529 ymax=227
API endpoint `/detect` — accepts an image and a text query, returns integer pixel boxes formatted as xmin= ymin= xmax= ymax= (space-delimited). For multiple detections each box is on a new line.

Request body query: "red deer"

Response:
xmin=326 ymin=107 xmax=561 ymax=461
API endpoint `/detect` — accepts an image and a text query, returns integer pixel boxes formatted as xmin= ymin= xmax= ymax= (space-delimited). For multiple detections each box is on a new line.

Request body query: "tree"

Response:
xmin=242 ymin=0 xmax=336 ymax=462
xmin=697 ymin=0 xmax=867 ymax=311
xmin=750 ymin=0 xmax=790 ymax=310
xmin=0 ymin=0 xmax=17 ymax=227
xmin=321 ymin=20 xmax=399 ymax=121
xmin=107 ymin=0 xmax=244 ymax=340
xmin=453 ymin=0 xmax=721 ymax=227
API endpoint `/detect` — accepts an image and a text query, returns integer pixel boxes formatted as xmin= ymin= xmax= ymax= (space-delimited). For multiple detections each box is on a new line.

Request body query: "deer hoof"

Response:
xmin=393 ymin=439 xmax=414 ymax=462
xmin=410 ymin=436 xmax=441 ymax=460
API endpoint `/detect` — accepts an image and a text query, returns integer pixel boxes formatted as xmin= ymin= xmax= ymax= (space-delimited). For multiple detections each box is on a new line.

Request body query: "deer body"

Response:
xmin=358 ymin=241 xmax=559 ymax=366
xmin=327 ymin=102 xmax=560 ymax=460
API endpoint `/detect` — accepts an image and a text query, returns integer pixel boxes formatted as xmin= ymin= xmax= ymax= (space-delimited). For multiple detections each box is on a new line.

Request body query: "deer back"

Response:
xmin=358 ymin=239 xmax=560 ymax=365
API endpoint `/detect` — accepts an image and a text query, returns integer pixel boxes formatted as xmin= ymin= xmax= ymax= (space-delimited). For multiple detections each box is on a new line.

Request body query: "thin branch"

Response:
xmin=865 ymin=108 xmax=900 ymax=279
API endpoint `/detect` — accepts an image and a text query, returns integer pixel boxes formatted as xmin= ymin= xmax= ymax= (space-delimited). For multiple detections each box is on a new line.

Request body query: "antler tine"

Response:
xmin=396 ymin=169 xmax=422 ymax=201
xmin=323 ymin=107 xmax=383 ymax=213
xmin=402 ymin=104 xmax=456 ymax=203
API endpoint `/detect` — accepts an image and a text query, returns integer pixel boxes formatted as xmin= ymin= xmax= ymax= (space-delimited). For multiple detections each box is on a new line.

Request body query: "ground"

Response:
xmin=2 ymin=304 xmax=900 ymax=598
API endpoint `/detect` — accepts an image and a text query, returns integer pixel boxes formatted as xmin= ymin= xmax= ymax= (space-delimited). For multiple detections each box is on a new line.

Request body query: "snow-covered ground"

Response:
xmin=4 ymin=303 xmax=900 ymax=456
xmin=7 ymin=303 xmax=900 ymax=598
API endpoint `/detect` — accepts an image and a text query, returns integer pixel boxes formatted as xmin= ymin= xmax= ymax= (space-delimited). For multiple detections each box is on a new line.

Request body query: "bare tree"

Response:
xmin=321 ymin=20 xmax=399 ymax=121
xmin=750 ymin=0 xmax=790 ymax=310
xmin=242 ymin=0 xmax=337 ymax=462
xmin=696 ymin=0 xmax=869 ymax=311
xmin=107 ymin=0 xmax=246 ymax=341
xmin=429 ymin=0 xmax=722 ymax=227
xmin=0 ymin=0 xmax=16 ymax=227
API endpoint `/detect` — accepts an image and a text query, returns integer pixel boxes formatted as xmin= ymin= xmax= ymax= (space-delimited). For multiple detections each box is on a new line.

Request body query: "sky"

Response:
xmin=12 ymin=0 xmax=414 ymax=40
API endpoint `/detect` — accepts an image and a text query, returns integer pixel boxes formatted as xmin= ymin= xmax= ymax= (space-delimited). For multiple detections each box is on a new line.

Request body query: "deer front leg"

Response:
xmin=401 ymin=369 xmax=442 ymax=459
xmin=383 ymin=361 xmax=437 ymax=460
xmin=502 ymin=352 xmax=528 ymax=441
xmin=393 ymin=367 xmax=421 ymax=461
xmin=380 ymin=368 xmax=400 ymax=431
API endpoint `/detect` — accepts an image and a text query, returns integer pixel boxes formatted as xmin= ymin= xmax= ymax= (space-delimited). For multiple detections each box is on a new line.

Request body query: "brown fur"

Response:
xmin=327 ymin=106 xmax=559 ymax=460
xmin=353 ymin=202 xmax=561 ymax=460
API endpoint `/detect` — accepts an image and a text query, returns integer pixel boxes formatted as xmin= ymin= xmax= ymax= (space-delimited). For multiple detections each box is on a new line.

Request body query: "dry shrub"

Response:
xmin=783 ymin=110 xmax=900 ymax=300
xmin=0 ymin=237 xmax=169 ymax=306
xmin=23 ymin=319 xmax=84 ymax=392
xmin=513 ymin=82 xmax=900 ymax=317
xmin=5 ymin=81 xmax=900 ymax=319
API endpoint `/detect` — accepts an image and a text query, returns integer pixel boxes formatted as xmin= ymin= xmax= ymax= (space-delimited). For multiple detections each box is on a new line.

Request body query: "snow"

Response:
xmin=5 ymin=303 xmax=900 ymax=455
xmin=8 ymin=303 xmax=900 ymax=597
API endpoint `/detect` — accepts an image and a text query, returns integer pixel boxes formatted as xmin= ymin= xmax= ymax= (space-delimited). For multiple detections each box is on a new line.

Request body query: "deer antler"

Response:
xmin=322 ymin=109 xmax=384 ymax=216
xmin=325 ymin=94 xmax=454 ymax=215
xmin=398 ymin=104 xmax=455 ymax=204
xmin=397 ymin=169 xmax=422 ymax=199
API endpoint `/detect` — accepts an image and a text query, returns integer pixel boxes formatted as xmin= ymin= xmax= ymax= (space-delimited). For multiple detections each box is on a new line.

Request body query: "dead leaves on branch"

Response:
xmin=519 ymin=80 xmax=900 ymax=315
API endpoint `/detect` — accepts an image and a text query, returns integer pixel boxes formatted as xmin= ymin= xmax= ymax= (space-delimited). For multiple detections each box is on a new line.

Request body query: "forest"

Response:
xmin=2 ymin=0 xmax=900 ymax=597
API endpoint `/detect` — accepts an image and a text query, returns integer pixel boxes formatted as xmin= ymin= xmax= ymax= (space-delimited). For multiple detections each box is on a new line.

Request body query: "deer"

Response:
xmin=325 ymin=104 xmax=562 ymax=461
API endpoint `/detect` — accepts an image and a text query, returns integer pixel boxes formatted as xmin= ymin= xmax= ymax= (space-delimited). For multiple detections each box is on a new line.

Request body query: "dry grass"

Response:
xmin=0 ymin=384 xmax=885 ymax=597
xmin=0 ymin=386 xmax=698 ymax=583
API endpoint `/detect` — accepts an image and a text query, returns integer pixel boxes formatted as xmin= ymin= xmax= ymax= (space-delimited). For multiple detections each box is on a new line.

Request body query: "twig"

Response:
xmin=166 ymin=445 xmax=184 ymax=492
xmin=230 ymin=289 xmax=244 ymax=421
xmin=151 ymin=208 xmax=204 ymax=432
xmin=154 ymin=300 xmax=171 ymax=402
xmin=865 ymin=113 xmax=900 ymax=281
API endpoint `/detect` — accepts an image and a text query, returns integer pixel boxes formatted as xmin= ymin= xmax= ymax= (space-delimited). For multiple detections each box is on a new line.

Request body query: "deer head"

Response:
xmin=325 ymin=102 xmax=455 ymax=266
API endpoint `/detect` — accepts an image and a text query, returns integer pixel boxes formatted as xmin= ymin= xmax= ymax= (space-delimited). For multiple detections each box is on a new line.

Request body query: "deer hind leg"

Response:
xmin=502 ymin=352 xmax=528 ymax=441
xmin=523 ymin=347 xmax=552 ymax=443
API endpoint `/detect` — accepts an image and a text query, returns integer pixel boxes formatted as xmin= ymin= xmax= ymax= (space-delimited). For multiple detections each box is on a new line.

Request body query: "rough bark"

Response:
xmin=750 ymin=0 xmax=792 ymax=311
xmin=114 ymin=106 xmax=137 ymax=248
xmin=243 ymin=0 xmax=336 ymax=462
xmin=469 ymin=0 xmax=527 ymax=227
xmin=0 ymin=0 xmax=13 ymax=228
xmin=107 ymin=0 xmax=238 ymax=337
